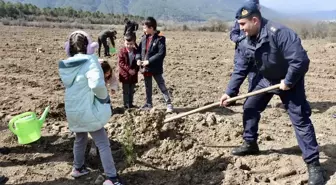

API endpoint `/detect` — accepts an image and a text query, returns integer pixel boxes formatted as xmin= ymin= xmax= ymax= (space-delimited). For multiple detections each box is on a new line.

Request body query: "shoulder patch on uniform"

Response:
xmin=266 ymin=23 xmax=281 ymax=36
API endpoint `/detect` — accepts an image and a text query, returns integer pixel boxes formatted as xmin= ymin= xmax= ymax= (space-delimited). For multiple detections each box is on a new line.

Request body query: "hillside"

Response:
xmin=296 ymin=10 xmax=336 ymax=21
xmin=4 ymin=0 xmax=283 ymax=21
xmin=0 ymin=0 xmax=144 ymax=26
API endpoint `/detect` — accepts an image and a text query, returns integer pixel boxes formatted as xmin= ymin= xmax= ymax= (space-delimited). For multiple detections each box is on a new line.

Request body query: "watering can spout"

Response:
xmin=39 ymin=106 xmax=50 ymax=124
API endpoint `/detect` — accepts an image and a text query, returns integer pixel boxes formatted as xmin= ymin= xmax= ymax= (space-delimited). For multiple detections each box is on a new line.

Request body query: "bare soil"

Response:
xmin=0 ymin=26 xmax=335 ymax=185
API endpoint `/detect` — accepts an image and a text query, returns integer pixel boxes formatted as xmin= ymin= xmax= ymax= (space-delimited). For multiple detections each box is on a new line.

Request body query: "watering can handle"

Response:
xmin=8 ymin=112 xmax=36 ymax=135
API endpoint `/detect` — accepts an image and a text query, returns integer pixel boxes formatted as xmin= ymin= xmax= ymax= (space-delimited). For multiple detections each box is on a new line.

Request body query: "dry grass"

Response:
xmin=1 ymin=18 xmax=104 ymax=30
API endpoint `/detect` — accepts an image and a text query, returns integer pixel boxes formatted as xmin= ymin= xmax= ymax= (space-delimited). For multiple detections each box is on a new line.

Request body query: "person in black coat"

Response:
xmin=98 ymin=29 xmax=117 ymax=57
xmin=124 ymin=18 xmax=139 ymax=40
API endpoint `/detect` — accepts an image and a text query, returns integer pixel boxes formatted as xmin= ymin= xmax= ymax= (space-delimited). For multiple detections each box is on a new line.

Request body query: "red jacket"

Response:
xmin=118 ymin=47 xmax=139 ymax=84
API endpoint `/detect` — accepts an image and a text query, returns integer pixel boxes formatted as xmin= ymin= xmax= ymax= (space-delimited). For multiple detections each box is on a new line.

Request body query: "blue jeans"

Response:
xmin=144 ymin=74 xmax=172 ymax=106
xmin=73 ymin=128 xmax=117 ymax=177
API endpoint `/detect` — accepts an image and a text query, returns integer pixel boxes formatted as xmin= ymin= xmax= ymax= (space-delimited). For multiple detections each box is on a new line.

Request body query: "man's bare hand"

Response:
xmin=280 ymin=80 xmax=290 ymax=91
xmin=220 ymin=94 xmax=231 ymax=107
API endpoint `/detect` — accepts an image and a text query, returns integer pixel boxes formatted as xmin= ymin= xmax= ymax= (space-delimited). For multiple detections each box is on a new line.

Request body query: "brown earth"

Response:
xmin=0 ymin=26 xmax=335 ymax=185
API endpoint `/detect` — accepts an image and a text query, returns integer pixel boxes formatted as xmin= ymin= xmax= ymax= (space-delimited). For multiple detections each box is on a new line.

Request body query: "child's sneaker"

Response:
xmin=103 ymin=176 xmax=123 ymax=185
xmin=166 ymin=104 xmax=174 ymax=113
xmin=70 ymin=165 xmax=90 ymax=178
xmin=140 ymin=103 xmax=152 ymax=111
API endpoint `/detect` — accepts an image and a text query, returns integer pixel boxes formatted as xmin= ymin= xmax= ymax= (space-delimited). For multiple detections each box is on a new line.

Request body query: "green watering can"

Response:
xmin=109 ymin=47 xmax=117 ymax=54
xmin=8 ymin=106 xmax=50 ymax=145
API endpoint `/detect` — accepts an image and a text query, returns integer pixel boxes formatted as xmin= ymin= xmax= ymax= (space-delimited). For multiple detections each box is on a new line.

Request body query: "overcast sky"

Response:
xmin=260 ymin=0 xmax=336 ymax=13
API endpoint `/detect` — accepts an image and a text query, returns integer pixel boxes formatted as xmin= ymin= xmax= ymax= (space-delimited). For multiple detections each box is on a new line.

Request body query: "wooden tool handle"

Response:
xmin=163 ymin=84 xmax=280 ymax=123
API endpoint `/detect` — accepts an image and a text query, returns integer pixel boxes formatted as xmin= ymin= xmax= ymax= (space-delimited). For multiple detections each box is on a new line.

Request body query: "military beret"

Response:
xmin=246 ymin=0 xmax=259 ymax=5
xmin=235 ymin=2 xmax=261 ymax=19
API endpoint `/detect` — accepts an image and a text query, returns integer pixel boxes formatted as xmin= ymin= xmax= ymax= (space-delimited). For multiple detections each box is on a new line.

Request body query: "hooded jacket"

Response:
xmin=58 ymin=54 xmax=111 ymax=132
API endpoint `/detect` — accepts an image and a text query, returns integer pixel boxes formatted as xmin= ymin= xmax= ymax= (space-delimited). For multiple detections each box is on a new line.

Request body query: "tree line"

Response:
xmin=0 ymin=0 xmax=144 ymax=25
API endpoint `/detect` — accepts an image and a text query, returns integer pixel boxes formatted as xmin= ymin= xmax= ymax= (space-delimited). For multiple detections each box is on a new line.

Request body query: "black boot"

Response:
xmin=232 ymin=141 xmax=260 ymax=156
xmin=307 ymin=160 xmax=325 ymax=185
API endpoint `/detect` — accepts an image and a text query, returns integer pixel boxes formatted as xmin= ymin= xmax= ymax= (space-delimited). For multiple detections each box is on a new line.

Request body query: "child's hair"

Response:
xmin=99 ymin=59 xmax=112 ymax=80
xmin=69 ymin=32 xmax=89 ymax=56
xmin=100 ymin=60 xmax=112 ymax=74
xmin=143 ymin=17 xmax=157 ymax=31
xmin=124 ymin=33 xmax=135 ymax=42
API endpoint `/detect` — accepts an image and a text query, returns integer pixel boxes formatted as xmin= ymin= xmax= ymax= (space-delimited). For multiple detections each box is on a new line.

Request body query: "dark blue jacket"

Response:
xmin=230 ymin=21 xmax=246 ymax=44
xmin=136 ymin=33 xmax=166 ymax=74
xmin=226 ymin=40 xmax=259 ymax=97
xmin=226 ymin=18 xmax=310 ymax=97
